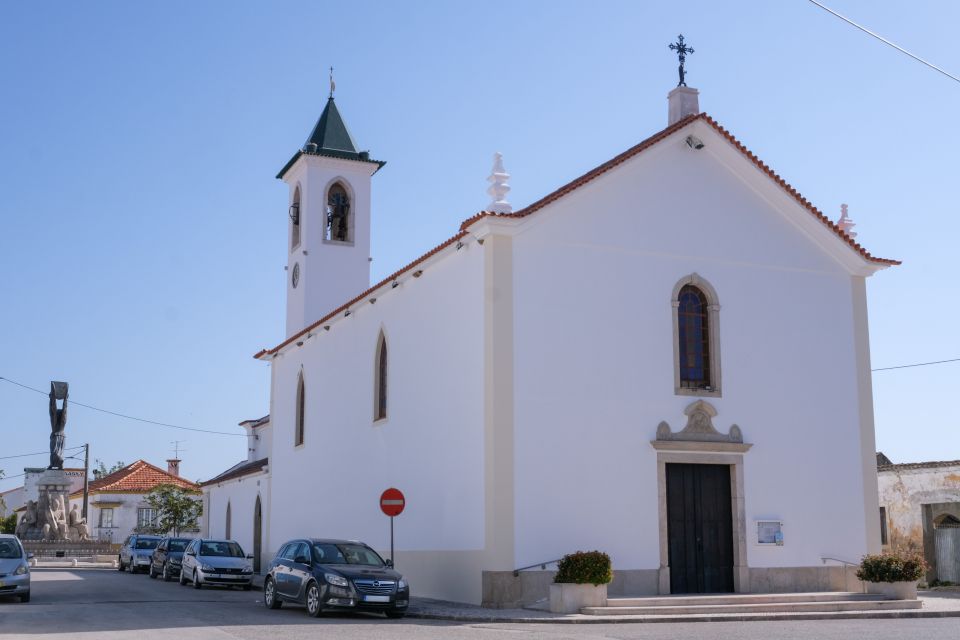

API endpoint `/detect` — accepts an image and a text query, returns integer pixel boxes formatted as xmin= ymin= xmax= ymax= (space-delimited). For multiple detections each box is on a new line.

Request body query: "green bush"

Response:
xmin=0 ymin=514 xmax=16 ymax=534
xmin=553 ymin=551 xmax=613 ymax=585
xmin=856 ymin=553 xmax=926 ymax=583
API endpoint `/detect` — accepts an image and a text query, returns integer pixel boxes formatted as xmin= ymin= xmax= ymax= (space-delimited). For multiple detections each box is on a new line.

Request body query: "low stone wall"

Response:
xmin=23 ymin=541 xmax=112 ymax=558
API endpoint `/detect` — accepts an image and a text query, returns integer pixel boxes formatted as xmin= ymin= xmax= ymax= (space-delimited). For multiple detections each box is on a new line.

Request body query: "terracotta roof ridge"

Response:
xmin=878 ymin=459 xmax=960 ymax=471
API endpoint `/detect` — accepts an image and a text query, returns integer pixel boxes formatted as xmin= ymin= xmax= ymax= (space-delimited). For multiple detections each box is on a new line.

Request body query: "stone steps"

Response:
xmin=582 ymin=592 xmax=922 ymax=617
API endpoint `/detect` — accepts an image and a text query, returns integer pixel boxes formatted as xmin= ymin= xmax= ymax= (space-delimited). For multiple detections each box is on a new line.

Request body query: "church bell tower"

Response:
xmin=277 ymin=81 xmax=385 ymax=337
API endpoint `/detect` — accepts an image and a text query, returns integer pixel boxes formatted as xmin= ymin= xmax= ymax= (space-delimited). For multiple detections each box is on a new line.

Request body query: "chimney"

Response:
xmin=166 ymin=459 xmax=181 ymax=477
xmin=668 ymin=86 xmax=700 ymax=125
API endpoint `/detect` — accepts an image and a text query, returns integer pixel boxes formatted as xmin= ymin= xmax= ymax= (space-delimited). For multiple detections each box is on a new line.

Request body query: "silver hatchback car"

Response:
xmin=0 ymin=534 xmax=32 ymax=602
xmin=178 ymin=538 xmax=253 ymax=590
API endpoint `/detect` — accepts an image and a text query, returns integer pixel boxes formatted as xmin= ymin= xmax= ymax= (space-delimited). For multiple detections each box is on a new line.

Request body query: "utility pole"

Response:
xmin=82 ymin=443 xmax=90 ymax=521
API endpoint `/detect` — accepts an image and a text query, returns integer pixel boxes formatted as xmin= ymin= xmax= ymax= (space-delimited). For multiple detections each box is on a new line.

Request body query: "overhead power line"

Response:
xmin=0 ymin=446 xmax=84 ymax=461
xmin=872 ymin=357 xmax=960 ymax=372
xmin=807 ymin=0 xmax=960 ymax=84
xmin=0 ymin=376 xmax=243 ymax=437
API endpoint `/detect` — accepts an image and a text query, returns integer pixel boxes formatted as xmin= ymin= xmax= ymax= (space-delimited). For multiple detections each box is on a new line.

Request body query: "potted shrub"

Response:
xmin=549 ymin=551 xmax=613 ymax=614
xmin=856 ymin=552 xmax=926 ymax=600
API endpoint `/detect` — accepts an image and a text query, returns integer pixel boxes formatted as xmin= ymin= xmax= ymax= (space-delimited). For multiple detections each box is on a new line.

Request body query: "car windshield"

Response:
xmin=135 ymin=539 xmax=160 ymax=550
xmin=168 ymin=540 xmax=189 ymax=552
xmin=0 ymin=540 xmax=22 ymax=559
xmin=312 ymin=543 xmax=384 ymax=567
xmin=200 ymin=541 xmax=244 ymax=557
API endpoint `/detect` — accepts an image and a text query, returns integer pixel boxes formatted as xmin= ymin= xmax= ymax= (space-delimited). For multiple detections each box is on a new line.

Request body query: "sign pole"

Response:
xmin=390 ymin=515 xmax=395 ymax=568
xmin=380 ymin=487 xmax=405 ymax=568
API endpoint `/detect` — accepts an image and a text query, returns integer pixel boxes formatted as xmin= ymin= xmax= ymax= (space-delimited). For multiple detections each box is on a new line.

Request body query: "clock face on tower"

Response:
xmin=292 ymin=262 xmax=300 ymax=288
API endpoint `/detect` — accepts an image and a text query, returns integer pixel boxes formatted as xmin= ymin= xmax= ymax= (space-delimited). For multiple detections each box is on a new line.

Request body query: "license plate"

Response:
xmin=364 ymin=595 xmax=390 ymax=603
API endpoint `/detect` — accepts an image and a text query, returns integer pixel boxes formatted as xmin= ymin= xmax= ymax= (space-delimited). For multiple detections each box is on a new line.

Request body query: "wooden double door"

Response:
xmin=666 ymin=463 xmax=735 ymax=593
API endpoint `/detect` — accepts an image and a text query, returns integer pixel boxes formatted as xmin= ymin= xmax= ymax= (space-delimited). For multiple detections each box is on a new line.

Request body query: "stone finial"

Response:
xmin=486 ymin=152 xmax=512 ymax=214
xmin=668 ymin=86 xmax=700 ymax=125
xmin=838 ymin=203 xmax=857 ymax=239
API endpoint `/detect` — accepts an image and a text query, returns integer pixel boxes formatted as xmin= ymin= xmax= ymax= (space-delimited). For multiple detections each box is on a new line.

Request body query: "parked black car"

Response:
xmin=263 ymin=538 xmax=409 ymax=618
xmin=149 ymin=537 xmax=191 ymax=581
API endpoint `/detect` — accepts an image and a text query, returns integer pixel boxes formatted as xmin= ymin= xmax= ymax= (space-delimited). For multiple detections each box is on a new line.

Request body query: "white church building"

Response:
xmin=205 ymin=81 xmax=898 ymax=606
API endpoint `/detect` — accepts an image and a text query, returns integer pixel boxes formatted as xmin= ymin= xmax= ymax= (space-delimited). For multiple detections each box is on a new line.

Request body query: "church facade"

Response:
xmin=210 ymin=84 xmax=897 ymax=606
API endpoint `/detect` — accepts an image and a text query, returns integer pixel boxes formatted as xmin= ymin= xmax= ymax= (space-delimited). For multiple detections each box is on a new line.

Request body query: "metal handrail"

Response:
xmin=821 ymin=556 xmax=865 ymax=593
xmin=821 ymin=556 xmax=858 ymax=567
xmin=513 ymin=558 xmax=561 ymax=577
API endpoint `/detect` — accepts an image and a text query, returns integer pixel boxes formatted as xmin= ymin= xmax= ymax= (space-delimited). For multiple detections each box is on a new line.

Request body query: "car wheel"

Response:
xmin=192 ymin=570 xmax=202 ymax=589
xmin=384 ymin=610 xmax=406 ymax=619
xmin=264 ymin=577 xmax=282 ymax=609
xmin=127 ymin=559 xmax=136 ymax=574
xmin=117 ymin=556 xmax=125 ymax=572
xmin=162 ymin=563 xmax=171 ymax=582
xmin=19 ymin=592 xmax=30 ymax=603
xmin=148 ymin=563 xmax=157 ymax=579
xmin=305 ymin=581 xmax=322 ymax=617
xmin=178 ymin=568 xmax=187 ymax=586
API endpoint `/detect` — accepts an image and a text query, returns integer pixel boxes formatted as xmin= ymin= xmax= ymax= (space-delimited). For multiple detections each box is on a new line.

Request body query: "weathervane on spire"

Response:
xmin=668 ymin=34 xmax=694 ymax=87
xmin=329 ymin=66 xmax=336 ymax=99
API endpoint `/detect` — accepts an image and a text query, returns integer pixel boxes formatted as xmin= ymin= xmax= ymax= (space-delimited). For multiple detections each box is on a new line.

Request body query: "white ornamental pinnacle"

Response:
xmin=838 ymin=203 xmax=857 ymax=239
xmin=486 ymin=152 xmax=512 ymax=214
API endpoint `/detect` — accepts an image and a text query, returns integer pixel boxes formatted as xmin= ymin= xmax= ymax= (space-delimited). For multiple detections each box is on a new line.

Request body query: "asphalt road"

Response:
xmin=0 ymin=569 xmax=958 ymax=639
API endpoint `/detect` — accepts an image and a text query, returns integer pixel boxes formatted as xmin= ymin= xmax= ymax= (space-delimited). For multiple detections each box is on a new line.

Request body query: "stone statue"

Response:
xmin=48 ymin=381 xmax=69 ymax=470
xmin=40 ymin=493 xmax=67 ymax=541
xmin=68 ymin=504 xmax=91 ymax=541
xmin=15 ymin=500 xmax=37 ymax=538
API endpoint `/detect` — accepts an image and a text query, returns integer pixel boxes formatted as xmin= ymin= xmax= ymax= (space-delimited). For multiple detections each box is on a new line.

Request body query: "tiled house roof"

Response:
xmin=199 ymin=458 xmax=269 ymax=487
xmin=72 ymin=460 xmax=199 ymax=496
xmin=877 ymin=459 xmax=960 ymax=472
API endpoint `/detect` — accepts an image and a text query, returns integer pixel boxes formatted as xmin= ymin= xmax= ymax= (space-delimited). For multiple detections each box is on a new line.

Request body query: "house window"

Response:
xmin=374 ymin=332 xmax=388 ymax=421
xmin=672 ymin=274 xmax=721 ymax=396
xmin=137 ymin=508 xmax=157 ymax=530
xmin=290 ymin=185 xmax=301 ymax=250
xmin=325 ymin=182 xmax=351 ymax=242
xmin=225 ymin=502 xmax=232 ymax=540
xmin=879 ymin=506 xmax=888 ymax=545
xmin=99 ymin=508 xmax=114 ymax=528
xmin=295 ymin=371 xmax=305 ymax=446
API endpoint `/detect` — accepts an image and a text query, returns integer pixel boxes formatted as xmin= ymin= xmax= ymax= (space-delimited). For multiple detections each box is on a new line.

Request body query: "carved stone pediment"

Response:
xmin=655 ymin=400 xmax=744 ymax=444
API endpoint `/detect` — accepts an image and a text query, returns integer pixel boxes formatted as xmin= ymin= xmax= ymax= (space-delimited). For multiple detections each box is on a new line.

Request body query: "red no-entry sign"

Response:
xmin=380 ymin=487 xmax=405 ymax=517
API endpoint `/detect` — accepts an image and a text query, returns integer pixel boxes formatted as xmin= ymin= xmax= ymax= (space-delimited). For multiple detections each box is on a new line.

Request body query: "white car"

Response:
xmin=179 ymin=538 xmax=253 ymax=590
xmin=0 ymin=534 xmax=32 ymax=603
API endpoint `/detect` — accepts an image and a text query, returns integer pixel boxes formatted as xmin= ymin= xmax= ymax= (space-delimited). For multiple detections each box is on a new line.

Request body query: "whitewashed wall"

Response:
xmin=204 ymin=472 xmax=269 ymax=564
xmin=510 ymin=129 xmax=872 ymax=572
xmin=267 ymin=241 xmax=485 ymax=595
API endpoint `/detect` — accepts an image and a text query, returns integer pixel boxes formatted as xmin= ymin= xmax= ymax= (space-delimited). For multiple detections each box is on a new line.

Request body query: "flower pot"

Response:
xmin=549 ymin=582 xmax=608 ymax=614
xmin=865 ymin=580 xmax=919 ymax=600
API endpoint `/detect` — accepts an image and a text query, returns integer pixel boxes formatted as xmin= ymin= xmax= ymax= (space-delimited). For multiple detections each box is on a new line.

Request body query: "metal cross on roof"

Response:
xmin=329 ymin=66 xmax=336 ymax=99
xmin=668 ymin=34 xmax=695 ymax=87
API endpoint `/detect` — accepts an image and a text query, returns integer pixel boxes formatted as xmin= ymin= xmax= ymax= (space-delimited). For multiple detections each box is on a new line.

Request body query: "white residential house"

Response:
xmin=217 ymin=82 xmax=897 ymax=606
xmin=201 ymin=416 xmax=270 ymax=572
xmin=68 ymin=459 xmax=201 ymax=543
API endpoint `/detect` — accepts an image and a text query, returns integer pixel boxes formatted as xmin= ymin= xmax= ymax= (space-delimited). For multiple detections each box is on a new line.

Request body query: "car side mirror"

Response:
xmin=27 ymin=553 xmax=35 ymax=560
xmin=384 ymin=559 xmax=393 ymax=568
xmin=185 ymin=551 xmax=195 ymax=556
xmin=294 ymin=555 xmax=311 ymax=565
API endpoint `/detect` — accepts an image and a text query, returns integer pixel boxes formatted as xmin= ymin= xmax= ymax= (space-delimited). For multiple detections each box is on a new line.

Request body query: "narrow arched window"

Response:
xmin=678 ymin=285 xmax=710 ymax=389
xmin=374 ymin=332 xmax=387 ymax=421
xmin=672 ymin=275 xmax=721 ymax=396
xmin=290 ymin=185 xmax=301 ymax=250
xmin=326 ymin=182 xmax=351 ymax=242
xmin=294 ymin=372 xmax=305 ymax=446
xmin=225 ymin=502 xmax=232 ymax=540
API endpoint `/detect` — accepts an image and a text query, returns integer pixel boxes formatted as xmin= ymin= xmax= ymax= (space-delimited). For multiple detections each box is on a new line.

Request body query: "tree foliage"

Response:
xmin=143 ymin=483 xmax=202 ymax=536
xmin=93 ymin=459 xmax=127 ymax=479
xmin=0 ymin=514 xmax=16 ymax=535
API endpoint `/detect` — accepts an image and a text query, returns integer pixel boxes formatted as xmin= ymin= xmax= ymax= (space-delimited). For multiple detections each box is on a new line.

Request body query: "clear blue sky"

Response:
xmin=2 ymin=0 xmax=958 ymax=490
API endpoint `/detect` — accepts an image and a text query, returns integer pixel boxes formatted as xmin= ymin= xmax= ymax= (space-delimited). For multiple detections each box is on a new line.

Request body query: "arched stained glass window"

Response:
xmin=374 ymin=332 xmax=387 ymax=421
xmin=326 ymin=182 xmax=351 ymax=242
xmin=294 ymin=372 xmax=305 ymax=446
xmin=678 ymin=285 xmax=710 ymax=389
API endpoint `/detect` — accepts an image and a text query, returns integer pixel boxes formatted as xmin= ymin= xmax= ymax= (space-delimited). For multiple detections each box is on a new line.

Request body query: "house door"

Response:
xmin=666 ymin=463 xmax=734 ymax=593
xmin=253 ymin=495 xmax=262 ymax=574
